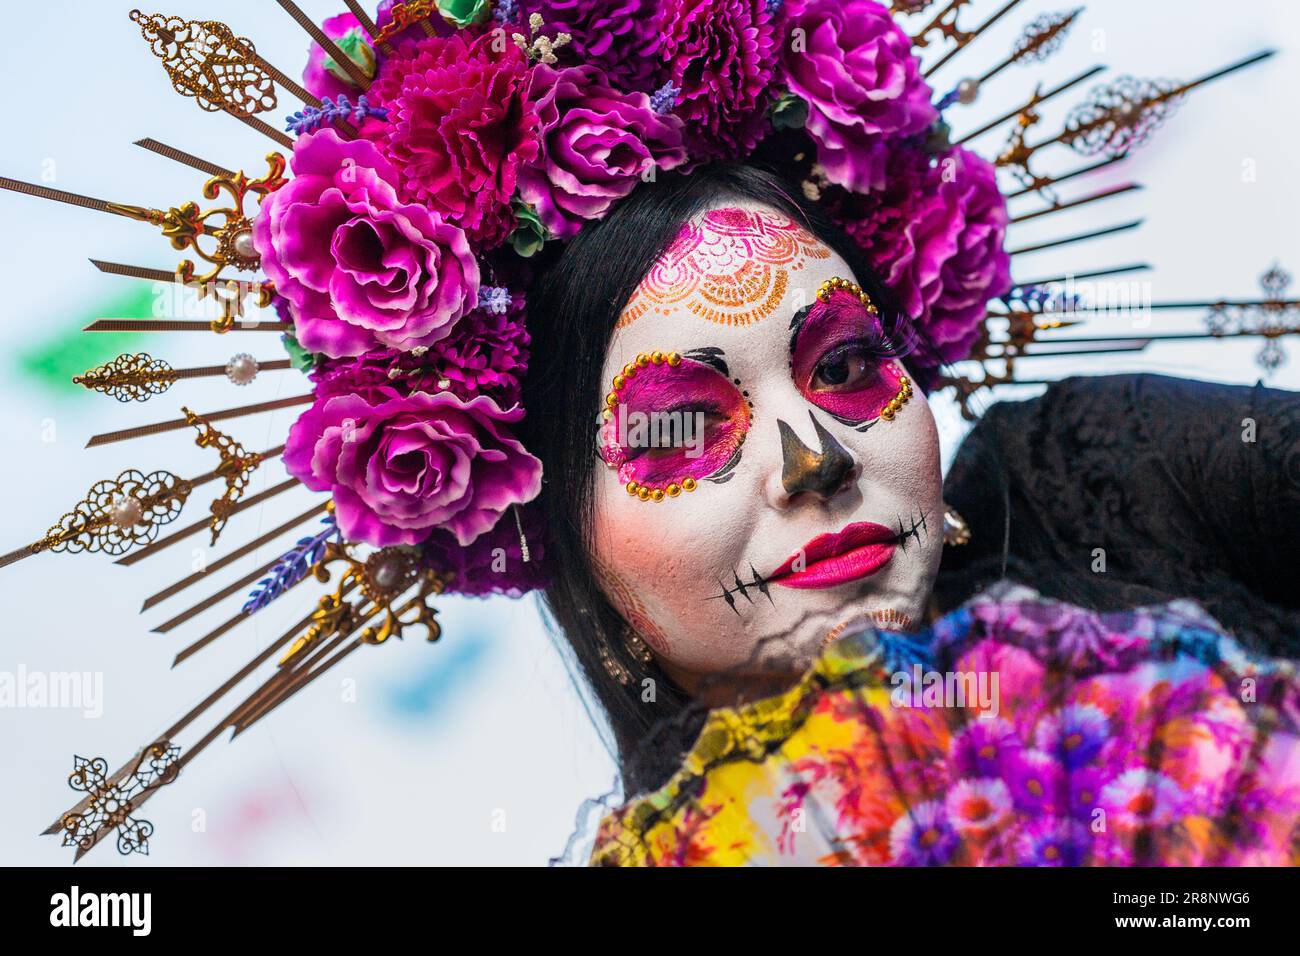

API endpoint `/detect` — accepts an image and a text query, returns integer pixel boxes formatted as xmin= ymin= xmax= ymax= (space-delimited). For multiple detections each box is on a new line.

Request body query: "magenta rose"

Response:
xmin=659 ymin=0 xmax=778 ymax=161
xmin=366 ymin=31 xmax=540 ymax=250
xmin=518 ymin=63 xmax=687 ymax=239
xmin=285 ymin=385 xmax=543 ymax=548
xmin=927 ymin=149 xmax=1012 ymax=362
xmin=780 ymin=0 xmax=937 ymax=193
xmin=254 ymin=128 xmax=479 ymax=358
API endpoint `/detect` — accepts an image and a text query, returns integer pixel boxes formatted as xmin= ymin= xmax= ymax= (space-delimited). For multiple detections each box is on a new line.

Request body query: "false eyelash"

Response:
xmin=788 ymin=298 xmax=918 ymax=362
xmin=707 ymin=565 xmax=775 ymax=615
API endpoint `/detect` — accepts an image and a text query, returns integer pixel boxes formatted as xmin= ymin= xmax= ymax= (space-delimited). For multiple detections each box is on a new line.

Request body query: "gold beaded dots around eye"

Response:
xmin=816 ymin=276 xmax=878 ymax=314
xmin=880 ymin=374 xmax=913 ymax=421
xmin=603 ymin=351 xmax=704 ymax=503
xmin=816 ymin=277 xmax=909 ymax=422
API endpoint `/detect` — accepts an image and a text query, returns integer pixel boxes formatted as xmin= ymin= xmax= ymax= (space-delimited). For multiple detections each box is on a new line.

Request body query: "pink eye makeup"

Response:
xmin=789 ymin=278 xmax=913 ymax=426
xmin=600 ymin=350 xmax=751 ymax=501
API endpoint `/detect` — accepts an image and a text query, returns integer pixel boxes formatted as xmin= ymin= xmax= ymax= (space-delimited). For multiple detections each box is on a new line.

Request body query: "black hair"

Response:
xmin=518 ymin=162 xmax=913 ymax=796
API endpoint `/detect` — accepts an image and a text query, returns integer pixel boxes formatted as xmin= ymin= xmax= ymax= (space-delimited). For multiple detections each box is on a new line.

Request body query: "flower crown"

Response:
xmin=263 ymin=0 xmax=1016 ymax=595
xmin=1 ymin=0 xmax=1279 ymax=860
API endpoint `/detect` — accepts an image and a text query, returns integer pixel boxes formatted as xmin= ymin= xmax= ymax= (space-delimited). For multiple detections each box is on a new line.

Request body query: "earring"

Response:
xmin=597 ymin=641 xmax=631 ymax=685
xmin=597 ymin=627 xmax=653 ymax=686
xmin=942 ymin=505 xmax=971 ymax=546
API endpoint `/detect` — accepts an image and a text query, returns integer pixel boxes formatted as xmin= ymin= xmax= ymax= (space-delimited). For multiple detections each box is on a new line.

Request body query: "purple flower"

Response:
xmin=1100 ymin=769 xmax=1189 ymax=828
xmin=926 ymin=148 xmax=1012 ymax=363
xmin=302 ymin=13 xmax=376 ymax=102
xmin=780 ymin=0 xmax=937 ymax=192
xmin=517 ymin=63 xmax=687 ymax=239
xmin=1005 ymin=748 xmax=1064 ymax=815
xmin=254 ymin=129 xmax=480 ymax=358
xmin=659 ymin=0 xmax=778 ymax=162
xmin=366 ymin=32 xmax=540 ymax=250
xmin=285 ymin=384 xmax=543 ymax=548
xmin=516 ymin=0 xmax=670 ymax=93
xmin=1035 ymin=704 xmax=1111 ymax=770
xmin=950 ymin=718 xmax=1024 ymax=778
xmin=1014 ymin=819 xmax=1093 ymax=866
xmin=887 ymin=800 xmax=960 ymax=865
xmin=426 ymin=297 xmax=531 ymax=406
xmin=423 ymin=503 xmax=549 ymax=597
xmin=310 ymin=293 xmax=529 ymax=408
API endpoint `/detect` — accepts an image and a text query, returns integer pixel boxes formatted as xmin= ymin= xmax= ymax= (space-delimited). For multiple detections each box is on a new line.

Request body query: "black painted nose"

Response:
xmin=778 ymin=412 xmax=855 ymax=499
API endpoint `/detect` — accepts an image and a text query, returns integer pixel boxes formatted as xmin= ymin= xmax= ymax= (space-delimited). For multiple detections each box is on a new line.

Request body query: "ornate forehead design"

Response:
xmin=619 ymin=207 xmax=830 ymax=329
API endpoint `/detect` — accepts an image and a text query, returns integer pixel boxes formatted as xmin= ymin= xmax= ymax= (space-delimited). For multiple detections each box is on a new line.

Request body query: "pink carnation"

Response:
xmin=254 ymin=129 xmax=479 ymax=357
xmin=659 ymin=0 xmax=778 ymax=161
xmin=515 ymin=0 xmax=670 ymax=93
xmin=366 ymin=32 xmax=540 ymax=250
xmin=285 ymin=384 xmax=543 ymax=548
xmin=780 ymin=0 xmax=937 ymax=192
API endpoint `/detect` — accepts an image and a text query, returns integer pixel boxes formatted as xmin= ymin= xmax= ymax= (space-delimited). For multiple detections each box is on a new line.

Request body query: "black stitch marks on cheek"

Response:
xmin=708 ymin=565 xmax=775 ymax=614
xmin=893 ymin=507 xmax=932 ymax=550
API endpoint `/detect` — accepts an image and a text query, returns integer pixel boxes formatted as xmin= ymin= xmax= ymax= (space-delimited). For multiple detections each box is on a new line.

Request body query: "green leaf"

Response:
xmin=771 ymin=92 xmax=809 ymax=131
xmin=437 ymin=0 xmax=492 ymax=28
xmin=323 ymin=28 xmax=377 ymax=86
xmin=281 ymin=331 xmax=323 ymax=373
xmin=508 ymin=198 xmax=548 ymax=259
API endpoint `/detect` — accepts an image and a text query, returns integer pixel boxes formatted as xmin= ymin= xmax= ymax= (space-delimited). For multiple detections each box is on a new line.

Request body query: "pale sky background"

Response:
xmin=0 ymin=1 xmax=1296 ymax=866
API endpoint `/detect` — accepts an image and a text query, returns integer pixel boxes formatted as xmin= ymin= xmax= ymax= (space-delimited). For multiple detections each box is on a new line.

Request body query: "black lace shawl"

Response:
xmin=934 ymin=373 xmax=1300 ymax=659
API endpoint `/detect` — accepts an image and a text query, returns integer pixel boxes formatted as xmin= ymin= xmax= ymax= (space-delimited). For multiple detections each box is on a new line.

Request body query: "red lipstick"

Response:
xmin=768 ymin=521 xmax=896 ymax=590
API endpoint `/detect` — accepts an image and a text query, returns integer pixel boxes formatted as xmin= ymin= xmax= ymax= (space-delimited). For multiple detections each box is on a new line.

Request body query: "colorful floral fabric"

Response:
xmin=590 ymin=584 xmax=1300 ymax=866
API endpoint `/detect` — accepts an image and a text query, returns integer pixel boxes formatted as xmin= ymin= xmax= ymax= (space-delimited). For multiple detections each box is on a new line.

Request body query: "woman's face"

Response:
xmin=590 ymin=201 xmax=945 ymax=689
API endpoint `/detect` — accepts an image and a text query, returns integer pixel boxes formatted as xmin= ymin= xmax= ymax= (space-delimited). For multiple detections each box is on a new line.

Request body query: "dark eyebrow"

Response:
xmin=788 ymin=303 xmax=815 ymax=357
xmin=682 ymin=346 xmax=730 ymax=378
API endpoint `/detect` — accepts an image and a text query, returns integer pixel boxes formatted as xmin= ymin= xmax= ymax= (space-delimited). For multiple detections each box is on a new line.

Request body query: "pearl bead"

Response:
xmin=232 ymin=229 xmax=257 ymax=260
xmin=372 ymin=559 xmax=402 ymax=589
xmin=957 ymin=78 xmax=979 ymax=105
xmin=226 ymin=353 xmax=259 ymax=386
xmin=110 ymin=495 xmax=143 ymax=530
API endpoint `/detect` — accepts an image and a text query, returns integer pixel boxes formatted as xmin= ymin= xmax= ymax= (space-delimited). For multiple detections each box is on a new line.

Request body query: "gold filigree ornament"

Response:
xmin=279 ymin=542 xmax=447 ymax=666
xmin=373 ymin=1 xmax=437 ymax=45
xmin=183 ymin=406 xmax=264 ymax=545
xmin=0 ymin=408 xmax=268 ymax=569
xmin=73 ymin=353 xmax=178 ymax=402
xmin=129 ymin=10 xmax=276 ymax=117
xmin=105 ymin=152 xmax=288 ymax=288
xmin=33 ymin=470 xmax=194 ymax=559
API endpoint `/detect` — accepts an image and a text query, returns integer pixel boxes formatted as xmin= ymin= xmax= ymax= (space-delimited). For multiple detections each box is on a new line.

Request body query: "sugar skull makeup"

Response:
xmin=790 ymin=279 xmax=914 ymax=427
xmin=590 ymin=201 xmax=946 ymax=692
xmin=599 ymin=350 xmax=752 ymax=498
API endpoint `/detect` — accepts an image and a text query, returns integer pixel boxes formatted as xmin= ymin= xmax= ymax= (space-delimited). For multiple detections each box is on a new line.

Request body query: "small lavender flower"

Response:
xmin=765 ymin=0 xmax=785 ymax=15
xmin=650 ymin=81 xmax=680 ymax=115
xmin=477 ymin=286 xmax=512 ymax=315
xmin=494 ymin=0 xmax=519 ymax=23
xmin=285 ymin=94 xmax=389 ymax=136
xmin=243 ymin=515 xmax=340 ymax=614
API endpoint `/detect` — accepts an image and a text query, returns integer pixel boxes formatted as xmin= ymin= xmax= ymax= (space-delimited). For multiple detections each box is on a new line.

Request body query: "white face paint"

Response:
xmin=589 ymin=201 xmax=946 ymax=693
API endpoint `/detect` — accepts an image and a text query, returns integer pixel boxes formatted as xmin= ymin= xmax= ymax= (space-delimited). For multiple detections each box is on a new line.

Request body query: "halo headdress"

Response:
xmin=1 ymin=0 xmax=1293 ymax=859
